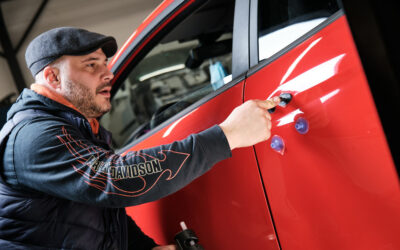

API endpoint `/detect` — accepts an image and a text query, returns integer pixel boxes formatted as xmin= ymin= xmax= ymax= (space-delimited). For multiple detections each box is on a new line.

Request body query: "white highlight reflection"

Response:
xmin=163 ymin=116 xmax=186 ymax=138
xmin=162 ymin=110 xmax=195 ymax=138
xmin=280 ymin=37 xmax=322 ymax=84
xmin=139 ymin=64 xmax=185 ymax=81
xmin=268 ymin=54 xmax=345 ymax=99
xmin=320 ymin=89 xmax=340 ymax=103
xmin=277 ymin=108 xmax=304 ymax=126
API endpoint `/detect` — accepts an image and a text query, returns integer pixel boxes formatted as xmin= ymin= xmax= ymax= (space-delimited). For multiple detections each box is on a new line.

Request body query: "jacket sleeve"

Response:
xmin=7 ymin=118 xmax=231 ymax=207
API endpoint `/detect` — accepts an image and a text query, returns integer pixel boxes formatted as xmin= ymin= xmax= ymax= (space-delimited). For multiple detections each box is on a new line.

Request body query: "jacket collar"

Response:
xmin=30 ymin=83 xmax=99 ymax=134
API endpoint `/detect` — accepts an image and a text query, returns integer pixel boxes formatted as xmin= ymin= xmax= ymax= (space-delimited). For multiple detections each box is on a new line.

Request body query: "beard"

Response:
xmin=63 ymin=78 xmax=111 ymax=118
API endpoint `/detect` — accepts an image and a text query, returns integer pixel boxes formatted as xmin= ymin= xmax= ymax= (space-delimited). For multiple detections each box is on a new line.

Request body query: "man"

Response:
xmin=0 ymin=27 xmax=279 ymax=249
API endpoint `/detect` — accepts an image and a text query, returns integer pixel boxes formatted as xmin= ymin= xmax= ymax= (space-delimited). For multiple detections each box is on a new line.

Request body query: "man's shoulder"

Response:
xmin=16 ymin=109 xmax=68 ymax=126
xmin=10 ymin=110 xmax=78 ymax=142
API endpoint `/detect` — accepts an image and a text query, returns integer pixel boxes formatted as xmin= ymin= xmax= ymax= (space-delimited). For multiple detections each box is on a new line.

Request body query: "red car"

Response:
xmin=102 ymin=0 xmax=400 ymax=249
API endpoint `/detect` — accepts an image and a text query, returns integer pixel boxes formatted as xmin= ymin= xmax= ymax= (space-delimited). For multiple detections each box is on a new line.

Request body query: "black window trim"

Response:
xmin=249 ymin=0 xmax=258 ymax=67
xmin=232 ymin=0 xmax=251 ymax=79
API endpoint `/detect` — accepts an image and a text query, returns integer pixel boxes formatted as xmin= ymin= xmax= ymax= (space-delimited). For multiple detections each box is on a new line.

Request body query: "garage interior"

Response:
xmin=0 ymin=0 xmax=159 ymax=104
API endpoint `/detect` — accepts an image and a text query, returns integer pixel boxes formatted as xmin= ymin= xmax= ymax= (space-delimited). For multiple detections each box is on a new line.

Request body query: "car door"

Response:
xmin=103 ymin=0 xmax=279 ymax=249
xmin=244 ymin=0 xmax=400 ymax=249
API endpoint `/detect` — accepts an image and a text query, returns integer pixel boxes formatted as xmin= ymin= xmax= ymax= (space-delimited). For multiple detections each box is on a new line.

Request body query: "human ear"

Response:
xmin=43 ymin=66 xmax=61 ymax=89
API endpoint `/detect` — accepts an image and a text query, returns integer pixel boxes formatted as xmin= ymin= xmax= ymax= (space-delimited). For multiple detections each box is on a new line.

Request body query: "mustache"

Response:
xmin=96 ymin=82 xmax=112 ymax=93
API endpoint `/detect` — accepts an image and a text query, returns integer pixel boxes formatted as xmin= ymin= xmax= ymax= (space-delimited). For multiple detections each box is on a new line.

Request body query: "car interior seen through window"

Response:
xmin=258 ymin=0 xmax=340 ymax=61
xmin=101 ymin=0 xmax=235 ymax=149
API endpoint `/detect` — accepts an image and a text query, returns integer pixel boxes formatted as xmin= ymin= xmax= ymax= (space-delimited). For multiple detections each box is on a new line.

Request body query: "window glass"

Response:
xmin=258 ymin=0 xmax=341 ymax=61
xmin=101 ymin=0 xmax=235 ymax=148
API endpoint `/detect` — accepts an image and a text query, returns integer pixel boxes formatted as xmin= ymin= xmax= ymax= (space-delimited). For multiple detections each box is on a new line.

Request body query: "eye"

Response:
xmin=87 ymin=63 xmax=95 ymax=68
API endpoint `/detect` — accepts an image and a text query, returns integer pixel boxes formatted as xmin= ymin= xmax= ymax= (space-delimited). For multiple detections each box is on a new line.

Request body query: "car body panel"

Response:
xmin=244 ymin=15 xmax=400 ymax=249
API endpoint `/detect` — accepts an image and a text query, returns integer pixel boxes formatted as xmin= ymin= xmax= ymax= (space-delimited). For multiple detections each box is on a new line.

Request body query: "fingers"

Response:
xmin=152 ymin=245 xmax=177 ymax=250
xmin=255 ymin=98 xmax=276 ymax=134
xmin=254 ymin=96 xmax=281 ymax=110
xmin=220 ymin=97 xmax=280 ymax=150
xmin=251 ymin=97 xmax=280 ymax=122
xmin=267 ymin=118 xmax=272 ymax=130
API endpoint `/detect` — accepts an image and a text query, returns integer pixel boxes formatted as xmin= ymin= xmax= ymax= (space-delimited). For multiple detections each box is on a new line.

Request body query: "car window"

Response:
xmin=101 ymin=0 xmax=235 ymax=149
xmin=258 ymin=0 xmax=341 ymax=61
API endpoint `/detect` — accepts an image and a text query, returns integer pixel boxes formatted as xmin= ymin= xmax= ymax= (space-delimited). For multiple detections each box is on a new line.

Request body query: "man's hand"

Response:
xmin=152 ymin=245 xmax=177 ymax=250
xmin=219 ymin=97 xmax=280 ymax=150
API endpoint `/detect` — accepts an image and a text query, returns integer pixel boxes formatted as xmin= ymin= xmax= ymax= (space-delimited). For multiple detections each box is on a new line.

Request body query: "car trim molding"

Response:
xmin=232 ymin=0 xmax=251 ymax=78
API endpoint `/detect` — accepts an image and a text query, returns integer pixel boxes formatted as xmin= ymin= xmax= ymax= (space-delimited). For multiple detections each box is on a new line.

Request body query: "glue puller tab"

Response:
xmin=268 ymin=93 xmax=292 ymax=113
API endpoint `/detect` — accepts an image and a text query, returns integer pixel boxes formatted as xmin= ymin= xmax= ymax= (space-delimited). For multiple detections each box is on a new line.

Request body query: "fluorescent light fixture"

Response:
xmin=139 ymin=64 xmax=186 ymax=81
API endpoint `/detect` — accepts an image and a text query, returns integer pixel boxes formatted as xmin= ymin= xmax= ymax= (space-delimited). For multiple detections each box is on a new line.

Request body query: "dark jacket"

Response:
xmin=0 ymin=89 xmax=231 ymax=249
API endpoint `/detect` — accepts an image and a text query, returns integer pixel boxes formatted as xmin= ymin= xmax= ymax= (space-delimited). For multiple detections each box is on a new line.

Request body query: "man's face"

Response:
xmin=59 ymin=48 xmax=114 ymax=118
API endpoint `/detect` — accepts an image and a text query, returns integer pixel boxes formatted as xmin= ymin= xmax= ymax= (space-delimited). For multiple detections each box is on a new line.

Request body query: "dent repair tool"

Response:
xmin=175 ymin=221 xmax=204 ymax=250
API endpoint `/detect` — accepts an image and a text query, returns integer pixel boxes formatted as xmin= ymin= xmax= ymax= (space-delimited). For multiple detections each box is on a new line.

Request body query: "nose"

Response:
xmin=102 ymin=67 xmax=114 ymax=82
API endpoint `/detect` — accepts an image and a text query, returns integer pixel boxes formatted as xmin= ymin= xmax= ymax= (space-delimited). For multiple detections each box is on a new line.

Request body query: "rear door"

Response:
xmin=103 ymin=0 xmax=279 ymax=248
xmin=244 ymin=0 xmax=400 ymax=249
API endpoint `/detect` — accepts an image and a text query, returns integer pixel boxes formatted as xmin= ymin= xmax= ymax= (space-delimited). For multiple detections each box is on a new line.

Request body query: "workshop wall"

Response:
xmin=0 ymin=0 xmax=160 ymax=101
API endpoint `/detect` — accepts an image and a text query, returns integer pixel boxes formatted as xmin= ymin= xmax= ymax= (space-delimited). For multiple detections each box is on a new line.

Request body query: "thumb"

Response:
xmin=256 ymin=96 xmax=280 ymax=110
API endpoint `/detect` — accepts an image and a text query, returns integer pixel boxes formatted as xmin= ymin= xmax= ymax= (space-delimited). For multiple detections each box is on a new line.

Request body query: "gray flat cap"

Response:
xmin=25 ymin=27 xmax=118 ymax=77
